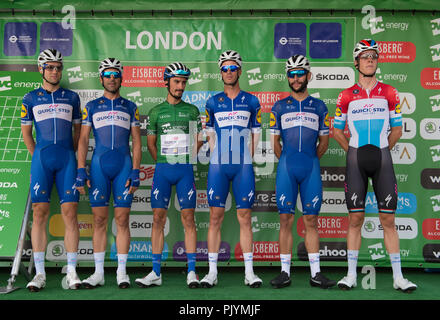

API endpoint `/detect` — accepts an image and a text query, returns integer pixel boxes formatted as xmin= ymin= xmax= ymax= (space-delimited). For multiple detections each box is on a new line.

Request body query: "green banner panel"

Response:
xmin=1 ymin=10 xmax=440 ymax=268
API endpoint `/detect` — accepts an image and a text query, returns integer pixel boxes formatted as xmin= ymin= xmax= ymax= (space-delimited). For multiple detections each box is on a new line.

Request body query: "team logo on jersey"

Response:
xmin=324 ymin=113 xmax=330 ymax=127
xmin=353 ymin=89 xmax=360 ymax=94
xmin=270 ymin=112 xmax=277 ymax=127
xmin=205 ymin=109 xmax=210 ymax=123
xmin=135 ymin=108 xmax=140 ymax=121
xmin=335 ymin=107 xmax=342 ymax=117
xmin=21 ymin=104 xmax=28 ymax=118
xmin=37 ymin=91 xmax=44 ymax=96
xmin=218 ymin=97 xmax=225 ymax=103
xmin=256 ymin=108 xmax=262 ymax=124
xmin=395 ymin=104 xmax=402 ymax=114
xmin=82 ymin=107 xmax=88 ymax=120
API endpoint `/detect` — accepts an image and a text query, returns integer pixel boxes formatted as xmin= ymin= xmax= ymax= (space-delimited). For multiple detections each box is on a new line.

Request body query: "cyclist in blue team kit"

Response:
xmin=334 ymin=39 xmax=416 ymax=292
xmin=269 ymin=55 xmax=336 ymax=289
xmin=76 ymin=58 xmax=142 ymax=289
xmin=21 ymin=49 xmax=82 ymax=291
xmin=200 ymin=50 xmax=263 ymax=288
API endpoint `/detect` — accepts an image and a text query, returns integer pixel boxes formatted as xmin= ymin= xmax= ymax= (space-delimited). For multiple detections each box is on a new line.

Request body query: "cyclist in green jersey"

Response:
xmin=135 ymin=62 xmax=203 ymax=288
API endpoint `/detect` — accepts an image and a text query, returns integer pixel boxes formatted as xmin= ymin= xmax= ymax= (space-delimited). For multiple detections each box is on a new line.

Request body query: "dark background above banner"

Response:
xmin=0 ymin=0 xmax=439 ymax=12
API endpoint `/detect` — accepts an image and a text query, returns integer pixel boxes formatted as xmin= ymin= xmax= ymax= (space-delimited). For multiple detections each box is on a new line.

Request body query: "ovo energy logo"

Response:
xmin=67 ymin=66 xmax=83 ymax=83
xmin=0 ymin=76 xmax=12 ymax=91
xmin=430 ymin=44 xmax=440 ymax=62
xmin=247 ymin=68 xmax=263 ymax=86
xmin=430 ymin=94 xmax=440 ymax=112
xmin=431 ymin=18 xmax=440 ymax=36
xmin=126 ymin=91 xmax=143 ymax=107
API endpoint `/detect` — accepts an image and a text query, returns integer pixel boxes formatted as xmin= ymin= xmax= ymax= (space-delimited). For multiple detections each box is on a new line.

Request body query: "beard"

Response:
xmin=289 ymin=78 xmax=308 ymax=93
xmin=168 ymin=87 xmax=184 ymax=100
xmin=102 ymin=81 xmax=121 ymax=94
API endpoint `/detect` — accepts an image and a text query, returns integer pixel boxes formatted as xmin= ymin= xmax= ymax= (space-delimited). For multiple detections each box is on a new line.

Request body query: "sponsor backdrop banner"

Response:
xmin=1 ymin=9 xmax=440 ymax=267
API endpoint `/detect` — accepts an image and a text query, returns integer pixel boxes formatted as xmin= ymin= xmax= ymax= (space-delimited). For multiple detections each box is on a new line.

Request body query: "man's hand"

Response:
xmin=126 ymin=169 xmax=140 ymax=194
xmin=75 ymin=167 xmax=90 ymax=194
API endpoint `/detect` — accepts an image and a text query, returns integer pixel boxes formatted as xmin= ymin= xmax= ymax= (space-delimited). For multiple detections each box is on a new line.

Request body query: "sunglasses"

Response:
xmin=359 ymin=52 xmax=379 ymax=60
xmin=287 ymin=69 xmax=308 ymax=78
xmin=101 ymin=71 xmax=122 ymax=78
xmin=220 ymin=65 xmax=240 ymax=73
xmin=43 ymin=64 xmax=63 ymax=72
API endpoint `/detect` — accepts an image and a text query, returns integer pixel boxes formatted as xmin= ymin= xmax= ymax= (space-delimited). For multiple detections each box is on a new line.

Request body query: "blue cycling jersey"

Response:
xmin=82 ymin=95 xmax=140 ymax=207
xmin=21 ymin=87 xmax=82 ymax=149
xmin=21 ymin=86 xmax=81 ymax=204
xmin=205 ymin=91 xmax=261 ymax=165
xmin=82 ymin=96 xmax=140 ymax=155
xmin=270 ymin=95 xmax=329 ymax=215
xmin=270 ymin=95 xmax=329 ymax=158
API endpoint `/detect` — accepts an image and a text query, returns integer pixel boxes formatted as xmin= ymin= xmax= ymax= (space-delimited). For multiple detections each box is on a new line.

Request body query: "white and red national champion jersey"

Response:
xmin=334 ymin=81 xmax=402 ymax=148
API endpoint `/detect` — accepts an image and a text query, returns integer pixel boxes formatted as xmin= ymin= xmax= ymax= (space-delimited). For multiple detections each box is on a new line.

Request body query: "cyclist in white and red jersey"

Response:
xmin=333 ymin=39 xmax=416 ymax=292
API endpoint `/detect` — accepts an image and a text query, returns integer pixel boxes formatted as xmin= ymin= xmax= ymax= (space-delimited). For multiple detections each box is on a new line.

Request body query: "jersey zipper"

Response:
xmin=111 ymin=99 xmax=114 ymax=150
xmin=231 ymin=95 xmax=234 ymax=152
xmin=366 ymin=88 xmax=370 ymax=145
xmin=299 ymin=100 xmax=302 ymax=152
xmin=51 ymin=91 xmax=56 ymax=144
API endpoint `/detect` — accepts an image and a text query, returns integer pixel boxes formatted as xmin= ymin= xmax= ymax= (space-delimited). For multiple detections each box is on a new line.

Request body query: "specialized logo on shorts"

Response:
xmin=395 ymin=104 xmax=401 ymax=114
xmin=279 ymin=194 xmax=286 ymax=206
xmin=21 ymin=104 xmax=28 ymax=118
xmin=153 ymin=188 xmax=159 ymax=200
xmin=335 ymin=107 xmax=342 ymax=117
xmin=33 ymin=182 xmax=40 ymax=195
xmin=92 ymin=188 xmax=99 ymax=200
xmin=269 ymin=112 xmax=277 ymax=127
xmin=135 ymin=108 xmax=140 ymax=121
xmin=256 ymin=108 xmax=262 ymax=124
xmin=82 ymin=107 xmax=88 ymax=120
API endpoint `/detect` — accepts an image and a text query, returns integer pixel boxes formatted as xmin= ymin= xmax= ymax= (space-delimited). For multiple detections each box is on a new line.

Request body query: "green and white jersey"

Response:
xmin=147 ymin=100 xmax=202 ymax=163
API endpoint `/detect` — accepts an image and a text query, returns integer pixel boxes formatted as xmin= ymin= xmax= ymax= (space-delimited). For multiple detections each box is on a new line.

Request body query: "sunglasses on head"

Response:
xmin=174 ymin=69 xmax=191 ymax=76
xmin=287 ymin=69 xmax=308 ymax=78
xmin=43 ymin=64 xmax=63 ymax=72
xmin=101 ymin=71 xmax=122 ymax=78
xmin=220 ymin=65 xmax=240 ymax=73
xmin=359 ymin=52 xmax=379 ymax=60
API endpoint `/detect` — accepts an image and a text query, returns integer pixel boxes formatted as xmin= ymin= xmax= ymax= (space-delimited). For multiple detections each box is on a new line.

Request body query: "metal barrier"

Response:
xmin=0 ymin=190 xmax=33 ymax=294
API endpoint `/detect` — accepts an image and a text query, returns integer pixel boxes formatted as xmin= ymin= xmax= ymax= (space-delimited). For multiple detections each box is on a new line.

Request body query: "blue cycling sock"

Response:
xmin=187 ymin=252 xmax=196 ymax=273
xmin=152 ymin=254 xmax=161 ymax=276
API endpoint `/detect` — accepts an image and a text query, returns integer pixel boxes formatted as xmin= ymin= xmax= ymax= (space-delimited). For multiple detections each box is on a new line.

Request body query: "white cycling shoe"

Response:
xmin=82 ymin=273 xmax=105 ymax=289
xmin=135 ymin=271 xmax=162 ymax=288
xmin=65 ymin=271 xmax=82 ymax=290
xmin=27 ymin=273 xmax=46 ymax=292
xmin=200 ymin=272 xmax=218 ymax=288
xmin=244 ymin=273 xmax=263 ymax=288
xmin=117 ymin=273 xmax=130 ymax=289
xmin=393 ymin=276 xmax=417 ymax=293
xmin=187 ymin=271 xmax=200 ymax=289
xmin=337 ymin=274 xmax=357 ymax=290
